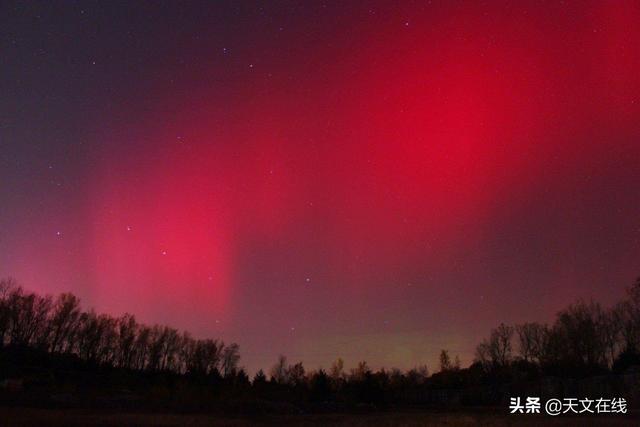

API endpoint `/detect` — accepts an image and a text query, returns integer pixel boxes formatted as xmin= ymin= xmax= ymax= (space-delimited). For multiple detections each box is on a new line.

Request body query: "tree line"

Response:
xmin=0 ymin=278 xmax=240 ymax=377
xmin=1 ymin=276 xmax=639 ymax=410
xmin=473 ymin=277 xmax=640 ymax=376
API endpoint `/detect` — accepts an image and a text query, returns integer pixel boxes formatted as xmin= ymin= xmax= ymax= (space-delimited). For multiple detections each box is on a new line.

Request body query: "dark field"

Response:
xmin=1 ymin=407 xmax=638 ymax=427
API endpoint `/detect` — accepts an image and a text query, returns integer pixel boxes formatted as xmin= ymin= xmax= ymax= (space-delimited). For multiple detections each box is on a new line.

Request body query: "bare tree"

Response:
xmin=350 ymin=360 xmax=370 ymax=381
xmin=439 ymin=349 xmax=452 ymax=372
xmin=489 ymin=323 xmax=514 ymax=366
xmin=201 ymin=339 xmax=224 ymax=374
xmin=159 ymin=326 xmax=181 ymax=371
xmin=147 ymin=325 xmax=165 ymax=371
xmin=7 ymin=289 xmax=52 ymax=347
xmin=116 ymin=313 xmax=138 ymax=369
xmin=48 ymin=293 xmax=82 ymax=353
xmin=221 ymin=343 xmax=240 ymax=377
xmin=526 ymin=323 xmax=549 ymax=364
xmin=475 ymin=340 xmax=491 ymax=368
xmin=271 ymin=354 xmax=289 ymax=384
xmin=453 ymin=355 xmax=461 ymax=370
xmin=133 ymin=325 xmax=151 ymax=370
xmin=329 ymin=357 xmax=345 ymax=386
xmin=0 ymin=278 xmax=19 ymax=346
xmin=555 ymin=300 xmax=608 ymax=367
xmin=601 ymin=307 xmax=622 ymax=367
xmin=516 ymin=322 xmax=542 ymax=362
xmin=76 ymin=311 xmax=117 ymax=364
xmin=615 ymin=279 xmax=640 ymax=352
xmin=97 ymin=314 xmax=118 ymax=365
xmin=180 ymin=332 xmax=197 ymax=374
xmin=288 ymin=362 xmax=306 ymax=386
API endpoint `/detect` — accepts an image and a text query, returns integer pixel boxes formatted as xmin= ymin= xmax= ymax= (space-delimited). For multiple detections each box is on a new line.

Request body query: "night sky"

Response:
xmin=2 ymin=1 xmax=640 ymax=374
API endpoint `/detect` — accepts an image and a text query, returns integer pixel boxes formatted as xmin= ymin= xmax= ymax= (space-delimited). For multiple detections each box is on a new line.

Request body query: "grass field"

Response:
xmin=1 ymin=407 xmax=638 ymax=426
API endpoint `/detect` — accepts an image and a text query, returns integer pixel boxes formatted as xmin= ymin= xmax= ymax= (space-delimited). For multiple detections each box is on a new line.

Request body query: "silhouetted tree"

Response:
xmin=288 ymin=361 xmax=306 ymax=387
xmin=350 ymin=360 xmax=370 ymax=381
xmin=221 ymin=342 xmax=240 ymax=377
xmin=271 ymin=354 xmax=289 ymax=384
xmin=0 ymin=278 xmax=18 ymax=345
xmin=439 ymin=349 xmax=452 ymax=372
xmin=49 ymin=293 xmax=82 ymax=354
xmin=329 ymin=357 xmax=345 ymax=384
xmin=489 ymin=323 xmax=514 ymax=366
xmin=116 ymin=313 xmax=138 ymax=368
xmin=554 ymin=300 xmax=607 ymax=368
xmin=7 ymin=288 xmax=52 ymax=347
xmin=515 ymin=322 xmax=547 ymax=364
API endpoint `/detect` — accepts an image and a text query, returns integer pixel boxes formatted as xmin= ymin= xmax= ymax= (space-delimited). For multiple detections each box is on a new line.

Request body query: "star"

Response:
xmin=126 ymin=225 xmax=132 ymax=231
xmin=161 ymin=250 xmax=167 ymax=256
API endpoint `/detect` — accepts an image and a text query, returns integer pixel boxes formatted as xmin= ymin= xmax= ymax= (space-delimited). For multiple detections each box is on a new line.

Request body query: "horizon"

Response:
xmin=1 ymin=276 xmax=638 ymax=379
